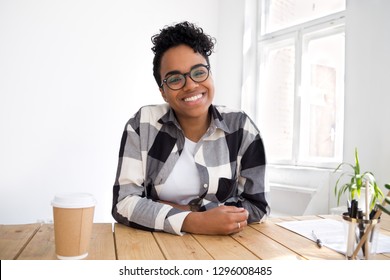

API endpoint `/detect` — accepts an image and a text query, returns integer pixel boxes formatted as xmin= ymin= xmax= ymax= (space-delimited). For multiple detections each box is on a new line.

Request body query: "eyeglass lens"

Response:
xmin=165 ymin=65 xmax=209 ymax=90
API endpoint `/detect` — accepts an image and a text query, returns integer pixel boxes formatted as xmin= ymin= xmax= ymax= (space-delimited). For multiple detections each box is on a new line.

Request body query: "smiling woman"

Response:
xmin=158 ymin=45 xmax=214 ymax=141
xmin=111 ymin=21 xmax=270 ymax=236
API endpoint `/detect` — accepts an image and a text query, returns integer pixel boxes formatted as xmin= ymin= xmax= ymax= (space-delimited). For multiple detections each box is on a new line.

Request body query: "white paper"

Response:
xmin=276 ymin=219 xmax=390 ymax=254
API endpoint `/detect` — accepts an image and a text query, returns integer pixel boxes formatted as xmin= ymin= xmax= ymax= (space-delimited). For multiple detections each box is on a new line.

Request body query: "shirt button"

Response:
xmin=203 ymin=184 xmax=208 ymax=188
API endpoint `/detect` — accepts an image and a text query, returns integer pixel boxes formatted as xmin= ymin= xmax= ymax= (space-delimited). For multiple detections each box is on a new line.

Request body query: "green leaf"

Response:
xmin=354 ymin=147 xmax=360 ymax=174
xmin=334 ymin=172 xmax=348 ymax=196
xmin=337 ymin=183 xmax=351 ymax=205
xmin=378 ymin=204 xmax=390 ymax=216
xmin=333 ymin=148 xmax=386 ymax=210
xmin=363 ymin=172 xmax=376 ymax=183
xmin=373 ymin=181 xmax=384 ymax=198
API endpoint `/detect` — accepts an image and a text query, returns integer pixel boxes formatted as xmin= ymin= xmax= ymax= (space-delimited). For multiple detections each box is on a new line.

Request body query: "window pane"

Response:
xmin=259 ymin=41 xmax=295 ymax=162
xmin=263 ymin=0 xmax=346 ymax=34
xmin=300 ymin=31 xmax=345 ymax=162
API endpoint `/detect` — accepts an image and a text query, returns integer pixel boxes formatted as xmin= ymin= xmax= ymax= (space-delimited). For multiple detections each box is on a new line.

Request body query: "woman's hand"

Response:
xmin=181 ymin=206 xmax=249 ymax=235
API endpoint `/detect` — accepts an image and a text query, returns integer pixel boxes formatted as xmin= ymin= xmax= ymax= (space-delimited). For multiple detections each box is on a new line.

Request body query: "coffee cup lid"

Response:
xmin=51 ymin=193 xmax=96 ymax=208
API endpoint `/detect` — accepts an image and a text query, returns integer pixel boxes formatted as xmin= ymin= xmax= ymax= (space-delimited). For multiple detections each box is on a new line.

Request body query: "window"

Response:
xmin=257 ymin=0 xmax=346 ymax=168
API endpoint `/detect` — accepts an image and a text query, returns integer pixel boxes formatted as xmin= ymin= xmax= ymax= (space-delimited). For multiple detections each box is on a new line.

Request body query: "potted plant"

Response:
xmin=334 ymin=148 xmax=387 ymax=259
xmin=349 ymin=183 xmax=390 ymax=260
xmin=333 ymin=148 xmax=384 ymax=212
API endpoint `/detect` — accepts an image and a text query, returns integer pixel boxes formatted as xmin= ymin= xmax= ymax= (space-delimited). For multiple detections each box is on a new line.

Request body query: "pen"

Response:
xmin=347 ymin=199 xmax=351 ymax=216
xmin=369 ymin=204 xmax=378 ymax=220
xmin=311 ymin=230 xmax=322 ymax=248
xmin=358 ymin=209 xmax=366 ymax=257
xmin=350 ymin=199 xmax=358 ymax=218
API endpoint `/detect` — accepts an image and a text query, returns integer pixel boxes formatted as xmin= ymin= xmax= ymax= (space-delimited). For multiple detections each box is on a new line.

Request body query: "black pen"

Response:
xmin=312 ymin=230 xmax=322 ymax=248
xmin=358 ymin=209 xmax=366 ymax=257
xmin=350 ymin=199 xmax=358 ymax=218
xmin=369 ymin=204 xmax=378 ymax=220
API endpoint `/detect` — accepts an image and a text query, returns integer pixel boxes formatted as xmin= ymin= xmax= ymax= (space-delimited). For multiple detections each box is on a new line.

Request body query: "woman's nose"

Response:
xmin=182 ymin=74 xmax=198 ymax=91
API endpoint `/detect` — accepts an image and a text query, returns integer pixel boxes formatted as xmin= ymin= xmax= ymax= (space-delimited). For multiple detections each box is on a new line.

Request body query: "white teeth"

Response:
xmin=184 ymin=94 xmax=202 ymax=102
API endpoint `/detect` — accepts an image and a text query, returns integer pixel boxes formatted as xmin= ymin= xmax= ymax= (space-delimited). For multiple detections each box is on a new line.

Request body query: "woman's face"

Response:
xmin=159 ymin=44 xmax=214 ymax=122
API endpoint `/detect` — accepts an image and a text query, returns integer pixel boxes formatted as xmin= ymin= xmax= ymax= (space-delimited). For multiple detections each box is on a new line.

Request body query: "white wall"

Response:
xmin=214 ymin=0 xmax=245 ymax=109
xmin=343 ymin=0 xmax=390 ymax=190
xmin=0 ymin=0 xmax=246 ymax=224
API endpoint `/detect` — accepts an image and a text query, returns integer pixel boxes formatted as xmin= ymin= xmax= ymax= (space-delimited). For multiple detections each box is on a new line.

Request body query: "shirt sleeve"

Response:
xmin=111 ymin=113 xmax=190 ymax=235
xmin=237 ymin=133 xmax=270 ymax=223
xmin=236 ymin=115 xmax=270 ymax=222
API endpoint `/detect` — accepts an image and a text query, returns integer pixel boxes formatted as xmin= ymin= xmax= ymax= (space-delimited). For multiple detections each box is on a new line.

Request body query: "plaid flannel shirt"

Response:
xmin=112 ymin=103 xmax=270 ymax=235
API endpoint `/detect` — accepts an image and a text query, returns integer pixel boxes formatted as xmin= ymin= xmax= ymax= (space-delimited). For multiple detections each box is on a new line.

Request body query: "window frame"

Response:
xmin=255 ymin=4 xmax=346 ymax=169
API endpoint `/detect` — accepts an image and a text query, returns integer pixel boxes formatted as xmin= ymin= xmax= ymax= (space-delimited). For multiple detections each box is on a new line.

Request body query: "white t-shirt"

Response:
xmin=158 ymin=137 xmax=201 ymax=205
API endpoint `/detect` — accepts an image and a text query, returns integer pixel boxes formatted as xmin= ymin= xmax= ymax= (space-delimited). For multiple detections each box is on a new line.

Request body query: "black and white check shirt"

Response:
xmin=112 ymin=103 xmax=270 ymax=235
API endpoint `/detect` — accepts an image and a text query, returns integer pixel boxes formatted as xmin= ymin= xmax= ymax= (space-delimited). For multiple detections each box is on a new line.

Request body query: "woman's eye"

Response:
xmin=167 ymin=75 xmax=184 ymax=84
xmin=192 ymin=70 xmax=206 ymax=77
xmin=194 ymin=70 xmax=205 ymax=76
xmin=191 ymin=66 xmax=208 ymax=79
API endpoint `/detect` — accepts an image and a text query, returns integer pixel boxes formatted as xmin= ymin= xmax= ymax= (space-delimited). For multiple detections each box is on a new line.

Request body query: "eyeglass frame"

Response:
xmin=160 ymin=64 xmax=211 ymax=90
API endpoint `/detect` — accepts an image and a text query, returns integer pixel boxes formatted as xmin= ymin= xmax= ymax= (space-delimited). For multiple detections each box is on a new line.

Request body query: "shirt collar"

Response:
xmin=158 ymin=104 xmax=231 ymax=133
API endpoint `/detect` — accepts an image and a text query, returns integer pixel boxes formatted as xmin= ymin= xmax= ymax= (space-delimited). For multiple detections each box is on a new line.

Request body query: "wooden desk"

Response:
xmin=1 ymin=215 xmax=390 ymax=260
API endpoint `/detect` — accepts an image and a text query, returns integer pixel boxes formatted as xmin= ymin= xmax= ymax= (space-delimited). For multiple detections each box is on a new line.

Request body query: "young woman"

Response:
xmin=112 ymin=21 xmax=270 ymax=235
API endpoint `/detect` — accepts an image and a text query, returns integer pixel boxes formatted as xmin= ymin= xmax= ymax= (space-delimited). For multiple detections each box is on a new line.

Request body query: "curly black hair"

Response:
xmin=151 ymin=21 xmax=216 ymax=87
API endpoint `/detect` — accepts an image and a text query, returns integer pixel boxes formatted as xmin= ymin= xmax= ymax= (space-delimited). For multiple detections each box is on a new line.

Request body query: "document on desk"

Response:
xmin=276 ymin=219 xmax=390 ymax=254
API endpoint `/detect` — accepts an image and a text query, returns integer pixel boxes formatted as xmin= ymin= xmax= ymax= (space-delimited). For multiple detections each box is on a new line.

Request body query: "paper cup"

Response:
xmin=52 ymin=193 xmax=96 ymax=260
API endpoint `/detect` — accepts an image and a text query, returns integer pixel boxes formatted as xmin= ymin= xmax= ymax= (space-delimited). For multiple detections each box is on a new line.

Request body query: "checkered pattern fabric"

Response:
xmin=112 ymin=103 xmax=270 ymax=235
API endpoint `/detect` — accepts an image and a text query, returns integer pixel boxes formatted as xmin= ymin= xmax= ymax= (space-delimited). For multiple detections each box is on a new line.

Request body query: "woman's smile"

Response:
xmin=183 ymin=93 xmax=204 ymax=102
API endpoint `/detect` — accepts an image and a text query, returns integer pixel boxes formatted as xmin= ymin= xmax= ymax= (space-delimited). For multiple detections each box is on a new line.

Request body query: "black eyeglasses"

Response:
xmin=160 ymin=64 xmax=210 ymax=90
